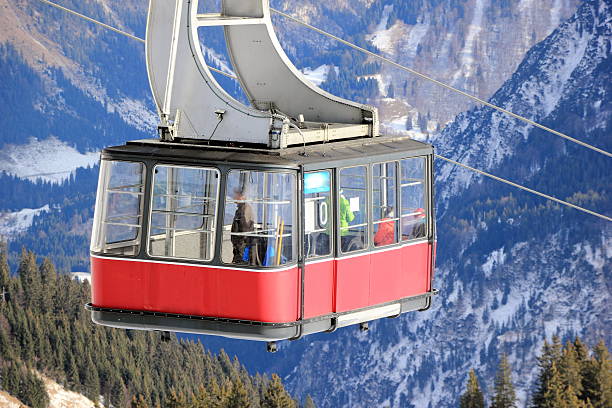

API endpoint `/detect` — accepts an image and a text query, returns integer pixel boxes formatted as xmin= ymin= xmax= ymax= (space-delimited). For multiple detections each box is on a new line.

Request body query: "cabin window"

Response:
xmin=339 ymin=166 xmax=368 ymax=253
xmin=304 ymin=171 xmax=332 ymax=259
xmin=148 ymin=165 xmax=219 ymax=261
xmin=372 ymin=161 xmax=399 ymax=247
xmin=222 ymin=170 xmax=296 ymax=267
xmin=400 ymin=158 xmax=427 ymax=240
xmin=91 ymin=160 xmax=145 ymax=256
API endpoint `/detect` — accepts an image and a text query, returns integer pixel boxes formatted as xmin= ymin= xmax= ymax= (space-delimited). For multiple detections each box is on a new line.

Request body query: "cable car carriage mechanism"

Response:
xmin=87 ymin=0 xmax=438 ymax=351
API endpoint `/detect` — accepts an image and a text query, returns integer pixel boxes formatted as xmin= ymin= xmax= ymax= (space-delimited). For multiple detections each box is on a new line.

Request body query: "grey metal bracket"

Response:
xmin=146 ymin=0 xmax=379 ymax=148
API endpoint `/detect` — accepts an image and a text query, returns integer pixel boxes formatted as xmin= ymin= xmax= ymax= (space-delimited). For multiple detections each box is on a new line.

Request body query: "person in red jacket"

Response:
xmin=374 ymin=209 xmax=396 ymax=247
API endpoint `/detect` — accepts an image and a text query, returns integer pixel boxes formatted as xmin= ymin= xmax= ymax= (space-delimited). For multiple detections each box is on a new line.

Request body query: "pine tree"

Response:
xmin=165 ymin=389 xmax=188 ymax=408
xmin=0 ymin=241 xmax=10 ymax=292
xmin=543 ymin=361 xmax=567 ymax=407
xmin=532 ymin=338 xmax=562 ymax=407
xmin=460 ymin=369 xmax=485 ymax=408
xmin=191 ymin=384 xmax=210 ymax=408
xmin=227 ymin=377 xmax=250 ymax=408
xmin=491 ymin=354 xmax=516 ymax=408
xmin=262 ymin=374 xmax=296 ymax=408
xmin=19 ymin=369 xmax=49 ymax=408
xmin=574 ymin=337 xmax=592 ymax=402
xmin=39 ymin=257 xmax=57 ymax=311
xmin=131 ymin=394 xmax=149 ymax=408
xmin=558 ymin=341 xmax=583 ymax=400
xmin=83 ymin=354 xmax=101 ymax=402
xmin=589 ymin=340 xmax=612 ymax=408
xmin=303 ymin=395 xmax=317 ymax=408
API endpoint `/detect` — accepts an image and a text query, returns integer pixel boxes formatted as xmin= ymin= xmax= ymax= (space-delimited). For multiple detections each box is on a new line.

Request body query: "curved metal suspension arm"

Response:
xmin=146 ymin=0 xmax=378 ymax=147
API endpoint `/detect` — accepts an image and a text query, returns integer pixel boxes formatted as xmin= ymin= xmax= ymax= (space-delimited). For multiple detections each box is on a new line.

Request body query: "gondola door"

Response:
xmin=334 ymin=165 xmax=371 ymax=312
xmin=303 ymin=170 xmax=335 ymax=319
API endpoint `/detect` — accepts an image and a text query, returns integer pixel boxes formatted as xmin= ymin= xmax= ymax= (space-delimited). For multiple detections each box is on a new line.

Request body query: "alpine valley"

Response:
xmin=0 ymin=0 xmax=609 ymax=407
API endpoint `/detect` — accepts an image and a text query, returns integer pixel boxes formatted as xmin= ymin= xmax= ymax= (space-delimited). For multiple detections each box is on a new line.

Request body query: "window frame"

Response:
xmin=399 ymin=156 xmax=429 ymax=243
xmin=91 ymin=159 xmax=146 ymax=256
xmin=337 ymin=164 xmax=370 ymax=255
xmin=371 ymin=160 xmax=401 ymax=248
xmin=304 ymin=170 xmax=333 ymax=260
xmin=221 ymin=168 xmax=298 ymax=268
xmin=146 ymin=163 xmax=221 ymax=262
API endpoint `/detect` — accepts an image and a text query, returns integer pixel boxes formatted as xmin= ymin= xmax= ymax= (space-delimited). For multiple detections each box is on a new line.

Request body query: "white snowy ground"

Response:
xmin=42 ymin=375 xmax=97 ymax=408
xmin=0 ymin=137 xmax=99 ymax=183
xmin=0 ymin=205 xmax=49 ymax=237
xmin=301 ymin=65 xmax=336 ymax=86
xmin=0 ymin=391 xmax=22 ymax=408
xmin=0 ymin=374 xmax=97 ymax=408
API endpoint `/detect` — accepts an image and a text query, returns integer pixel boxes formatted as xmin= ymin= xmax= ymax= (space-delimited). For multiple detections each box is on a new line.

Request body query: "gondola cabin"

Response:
xmin=88 ymin=137 xmax=436 ymax=343
xmin=87 ymin=0 xmax=438 ymax=348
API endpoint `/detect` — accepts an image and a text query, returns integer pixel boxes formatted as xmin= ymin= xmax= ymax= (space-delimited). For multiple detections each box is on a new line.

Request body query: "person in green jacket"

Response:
xmin=339 ymin=194 xmax=355 ymax=235
xmin=339 ymin=193 xmax=357 ymax=252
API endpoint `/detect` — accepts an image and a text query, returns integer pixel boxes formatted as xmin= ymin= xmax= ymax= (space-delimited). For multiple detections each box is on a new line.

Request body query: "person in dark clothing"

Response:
xmin=231 ymin=188 xmax=255 ymax=264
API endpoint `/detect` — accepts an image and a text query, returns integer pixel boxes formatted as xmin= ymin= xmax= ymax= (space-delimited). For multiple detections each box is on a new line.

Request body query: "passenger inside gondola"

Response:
xmin=339 ymin=166 xmax=367 ymax=253
xmin=231 ymin=187 xmax=255 ymax=264
xmin=223 ymin=170 xmax=295 ymax=267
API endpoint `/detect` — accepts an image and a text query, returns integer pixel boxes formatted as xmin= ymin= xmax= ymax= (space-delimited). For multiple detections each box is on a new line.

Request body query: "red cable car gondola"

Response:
xmin=87 ymin=0 xmax=437 ymax=350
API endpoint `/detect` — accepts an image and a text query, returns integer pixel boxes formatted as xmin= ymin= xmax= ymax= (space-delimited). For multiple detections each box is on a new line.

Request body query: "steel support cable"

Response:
xmin=435 ymin=154 xmax=611 ymax=222
xmin=37 ymin=0 xmax=238 ymax=80
xmin=271 ymin=8 xmax=612 ymax=159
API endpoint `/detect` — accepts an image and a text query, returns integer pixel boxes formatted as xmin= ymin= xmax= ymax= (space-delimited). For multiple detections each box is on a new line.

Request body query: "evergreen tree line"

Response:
xmin=0 ymin=246 xmax=311 ymax=407
xmin=0 ymin=166 xmax=99 ymax=211
xmin=460 ymin=337 xmax=611 ymax=408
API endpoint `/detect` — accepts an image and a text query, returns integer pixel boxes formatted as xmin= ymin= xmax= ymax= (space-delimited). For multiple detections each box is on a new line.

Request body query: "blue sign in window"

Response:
xmin=304 ymin=171 xmax=330 ymax=194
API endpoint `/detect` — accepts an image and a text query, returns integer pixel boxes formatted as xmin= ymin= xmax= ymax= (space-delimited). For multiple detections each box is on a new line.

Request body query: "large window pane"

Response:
xmin=400 ymin=158 xmax=427 ymax=240
xmin=148 ymin=165 xmax=219 ymax=261
xmin=339 ymin=166 xmax=367 ymax=253
xmin=222 ymin=170 xmax=296 ymax=267
xmin=372 ymin=161 xmax=398 ymax=247
xmin=304 ymin=171 xmax=331 ymax=259
xmin=91 ymin=160 xmax=145 ymax=256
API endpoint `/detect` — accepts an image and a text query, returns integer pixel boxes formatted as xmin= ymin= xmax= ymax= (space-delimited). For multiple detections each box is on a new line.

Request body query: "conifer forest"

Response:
xmin=0 ymin=247 xmax=304 ymax=407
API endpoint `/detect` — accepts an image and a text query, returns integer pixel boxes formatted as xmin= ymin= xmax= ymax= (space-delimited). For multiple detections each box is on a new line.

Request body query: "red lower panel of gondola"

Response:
xmin=305 ymin=241 xmax=432 ymax=317
xmin=91 ymin=257 xmax=300 ymax=323
xmin=91 ymin=241 xmax=432 ymax=324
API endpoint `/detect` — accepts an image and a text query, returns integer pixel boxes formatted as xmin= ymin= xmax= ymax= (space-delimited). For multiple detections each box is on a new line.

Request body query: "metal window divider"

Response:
xmin=140 ymin=160 xmax=154 ymax=259
xmin=291 ymin=165 xmax=306 ymax=340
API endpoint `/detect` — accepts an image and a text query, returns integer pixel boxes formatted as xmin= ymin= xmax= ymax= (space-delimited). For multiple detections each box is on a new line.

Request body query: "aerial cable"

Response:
xmin=271 ymin=8 xmax=612 ymax=159
xmin=37 ymin=0 xmax=238 ymax=80
xmin=34 ymin=1 xmax=611 ymax=222
xmin=435 ymin=154 xmax=611 ymax=222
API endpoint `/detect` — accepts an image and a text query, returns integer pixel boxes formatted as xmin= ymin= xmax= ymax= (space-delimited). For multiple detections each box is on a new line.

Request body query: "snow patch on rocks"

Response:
xmin=0 ymin=137 xmax=98 ymax=183
xmin=0 ymin=205 xmax=49 ymax=237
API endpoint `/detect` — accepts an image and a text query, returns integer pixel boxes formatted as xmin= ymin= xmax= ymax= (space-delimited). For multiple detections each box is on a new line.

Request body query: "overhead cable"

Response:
xmin=37 ymin=0 xmax=238 ymax=80
xmin=39 ymin=0 xmax=145 ymax=43
xmin=435 ymin=154 xmax=611 ymax=222
xmin=271 ymin=8 xmax=612 ymax=158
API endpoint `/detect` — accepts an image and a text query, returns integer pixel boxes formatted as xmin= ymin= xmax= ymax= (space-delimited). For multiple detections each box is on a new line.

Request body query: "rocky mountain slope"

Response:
xmin=272 ymin=0 xmax=581 ymax=132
